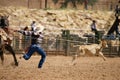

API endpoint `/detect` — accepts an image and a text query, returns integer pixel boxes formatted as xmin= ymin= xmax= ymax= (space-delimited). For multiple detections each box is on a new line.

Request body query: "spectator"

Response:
xmin=31 ymin=21 xmax=37 ymax=31
xmin=90 ymin=20 xmax=98 ymax=32
xmin=90 ymin=20 xmax=100 ymax=43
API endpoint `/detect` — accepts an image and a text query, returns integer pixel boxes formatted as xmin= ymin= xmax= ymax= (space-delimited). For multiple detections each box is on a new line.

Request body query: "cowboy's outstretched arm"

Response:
xmin=15 ymin=30 xmax=33 ymax=36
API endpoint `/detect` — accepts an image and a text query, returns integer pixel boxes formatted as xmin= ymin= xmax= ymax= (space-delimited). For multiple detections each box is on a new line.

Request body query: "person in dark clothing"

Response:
xmin=90 ymin=20 xmax=100 ymax=43
xmin=16 ymin=27 xmax=46 ymax=68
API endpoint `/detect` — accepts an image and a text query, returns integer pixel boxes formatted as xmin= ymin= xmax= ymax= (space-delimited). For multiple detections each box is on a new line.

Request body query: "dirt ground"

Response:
xmin=0 ymin=54 xmax=120 ymax=80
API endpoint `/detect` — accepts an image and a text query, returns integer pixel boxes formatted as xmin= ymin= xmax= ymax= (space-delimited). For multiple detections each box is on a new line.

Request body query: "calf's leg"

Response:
xmin=98 ymin=52 xmax=106 ymax=61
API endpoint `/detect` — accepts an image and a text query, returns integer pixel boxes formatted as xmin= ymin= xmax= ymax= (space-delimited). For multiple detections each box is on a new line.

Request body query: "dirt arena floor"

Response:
xmin=0 ymin=54 xmax=120 ymax=80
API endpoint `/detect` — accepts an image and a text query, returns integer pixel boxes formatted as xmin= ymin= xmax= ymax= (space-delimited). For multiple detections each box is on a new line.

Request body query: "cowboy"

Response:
xmin=16 ymin=26 xmax=46 ymax=68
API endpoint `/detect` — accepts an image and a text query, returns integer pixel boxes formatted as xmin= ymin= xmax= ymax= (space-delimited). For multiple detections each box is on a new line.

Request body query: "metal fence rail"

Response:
xmin=9 ymin=35 xmax=120 ymax=56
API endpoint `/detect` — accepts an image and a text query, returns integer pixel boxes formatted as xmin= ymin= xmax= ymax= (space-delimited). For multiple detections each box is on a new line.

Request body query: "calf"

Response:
xmin=71 ymin=40 xmax=107 ymax=65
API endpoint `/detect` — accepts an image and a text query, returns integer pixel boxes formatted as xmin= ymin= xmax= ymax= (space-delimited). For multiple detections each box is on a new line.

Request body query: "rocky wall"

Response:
xmin=0 ymin=7 xmax=115 ymax=38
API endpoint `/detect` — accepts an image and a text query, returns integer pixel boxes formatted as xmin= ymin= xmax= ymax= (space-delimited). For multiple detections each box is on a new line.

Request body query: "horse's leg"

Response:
xmin=0 ymin=48 xmax=4 ymax=65
xmin=5 ymin=44 xmax=18 ymax=66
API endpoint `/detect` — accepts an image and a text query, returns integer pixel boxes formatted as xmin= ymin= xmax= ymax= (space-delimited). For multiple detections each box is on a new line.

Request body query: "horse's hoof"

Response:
xmin=15 ymin=62 xmax=19 ymax=66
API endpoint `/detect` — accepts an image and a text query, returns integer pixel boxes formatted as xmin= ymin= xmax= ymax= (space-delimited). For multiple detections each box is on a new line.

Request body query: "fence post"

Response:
xmin=19 ymin=35 xmax=22 ymax=50
xmin=119 ymin=37 xmax=120 ymax=56
xmin=65 ymin=40 xmax=70 ymax=56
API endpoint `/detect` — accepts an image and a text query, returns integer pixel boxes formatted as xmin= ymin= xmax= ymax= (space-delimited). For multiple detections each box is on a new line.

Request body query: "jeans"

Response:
xmin=23 ymin=44 xmax=46 ymax=68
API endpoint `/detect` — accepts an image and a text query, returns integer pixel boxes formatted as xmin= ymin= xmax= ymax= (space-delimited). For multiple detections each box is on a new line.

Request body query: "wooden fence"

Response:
xmin=10 ymin=34 xmax=120 ymax=56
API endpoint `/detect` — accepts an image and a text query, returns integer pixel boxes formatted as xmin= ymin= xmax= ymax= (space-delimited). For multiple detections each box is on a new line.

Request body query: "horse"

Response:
xmin=71 ymin=39 xmax=108 ymax=65
xmin=0 ymin=16 xmax=18 ymax=66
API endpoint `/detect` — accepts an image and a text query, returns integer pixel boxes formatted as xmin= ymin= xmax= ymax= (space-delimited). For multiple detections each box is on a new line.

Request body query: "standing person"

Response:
xmin=16 ymin=27 xmax=46 ymax=68
xmin=90 ymin=20 xmax=100 ymax=43
xmin=90 ymin=20 xmax=98 ymax=32
xmin=31 ymin=21 xmax=37 ymax=31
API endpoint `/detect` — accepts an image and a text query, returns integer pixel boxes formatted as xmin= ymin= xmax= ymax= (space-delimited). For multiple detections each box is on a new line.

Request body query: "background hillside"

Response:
xmin=0 ymin=0 xmax=119 ymax=37
xmin=0 ymin=6 xmax=115 ymax=37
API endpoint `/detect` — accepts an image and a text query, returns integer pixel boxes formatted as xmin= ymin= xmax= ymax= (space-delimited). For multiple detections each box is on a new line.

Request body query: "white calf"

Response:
xmin=71 ymin=40 xmax=107 ymax=65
